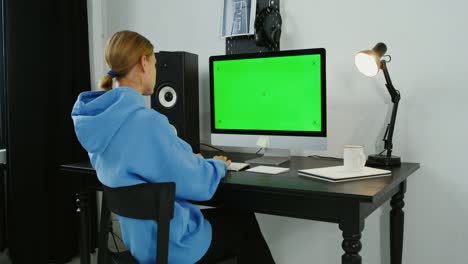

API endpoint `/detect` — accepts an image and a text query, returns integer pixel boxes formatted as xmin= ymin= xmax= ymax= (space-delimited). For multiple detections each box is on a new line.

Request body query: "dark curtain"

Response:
xmin=0 ymin=0 xmax=5 ymax=151
xmin=0 ymin=0 xmax=7 ymax=253
xmin=4 ymin=0 xmax=90 ymax=263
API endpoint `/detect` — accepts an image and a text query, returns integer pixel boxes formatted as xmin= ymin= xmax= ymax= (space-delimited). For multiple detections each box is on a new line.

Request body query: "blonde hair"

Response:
xmin=99 ymin=30 xmax=154 ymax=91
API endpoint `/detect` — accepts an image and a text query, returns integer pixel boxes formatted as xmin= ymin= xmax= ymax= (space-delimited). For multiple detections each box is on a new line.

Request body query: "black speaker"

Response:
xmin=151 ymin=51 xmax=200 ymax=153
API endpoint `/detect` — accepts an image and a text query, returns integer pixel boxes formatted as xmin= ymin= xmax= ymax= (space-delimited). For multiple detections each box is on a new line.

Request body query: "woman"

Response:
xmin=72 ymin=30 xmax=274 ymax=264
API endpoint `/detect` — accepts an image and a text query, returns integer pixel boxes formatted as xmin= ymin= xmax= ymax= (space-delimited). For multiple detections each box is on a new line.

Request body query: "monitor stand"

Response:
xmin=245 ymin=148 xmax=290 ymax=166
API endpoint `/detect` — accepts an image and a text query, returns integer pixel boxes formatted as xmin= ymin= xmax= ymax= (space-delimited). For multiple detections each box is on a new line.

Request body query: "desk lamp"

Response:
xmin=355 ymin=42 xmax=401 ymax=166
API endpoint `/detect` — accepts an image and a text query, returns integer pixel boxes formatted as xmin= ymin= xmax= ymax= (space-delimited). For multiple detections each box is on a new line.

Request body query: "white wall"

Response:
xmin=89 ymin=0 xmax=468 ymax=263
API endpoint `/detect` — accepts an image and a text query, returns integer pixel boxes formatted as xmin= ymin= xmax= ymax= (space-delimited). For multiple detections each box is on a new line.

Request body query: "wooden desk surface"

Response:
xmin=61 ymin=151 xmax=419 ymax=203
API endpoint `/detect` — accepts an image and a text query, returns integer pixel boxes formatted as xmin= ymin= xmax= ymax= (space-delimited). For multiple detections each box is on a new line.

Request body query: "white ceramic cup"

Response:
xmin=343 ymin=145 xmax=366 ymax=172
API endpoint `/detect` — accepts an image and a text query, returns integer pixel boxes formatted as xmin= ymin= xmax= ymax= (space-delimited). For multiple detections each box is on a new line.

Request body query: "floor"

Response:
xmin=66 ymin=213 xmax=127 ymax=264
xmin=0 ymin=249 xmax=13 ymax=264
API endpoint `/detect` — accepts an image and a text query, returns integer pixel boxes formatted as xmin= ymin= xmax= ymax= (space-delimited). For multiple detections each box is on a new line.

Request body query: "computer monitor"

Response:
xmin=209 ymin=48 xmax=327 ymax=165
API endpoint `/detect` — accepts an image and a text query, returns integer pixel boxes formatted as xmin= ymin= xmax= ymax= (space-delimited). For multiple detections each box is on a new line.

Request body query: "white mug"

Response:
xmin=343 ymin=145 xmax=366 ymax=172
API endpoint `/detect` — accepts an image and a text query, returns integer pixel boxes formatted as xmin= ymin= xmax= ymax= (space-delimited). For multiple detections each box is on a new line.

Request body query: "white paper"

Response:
xmin=246 ymin=165 xmax=290 ymax=174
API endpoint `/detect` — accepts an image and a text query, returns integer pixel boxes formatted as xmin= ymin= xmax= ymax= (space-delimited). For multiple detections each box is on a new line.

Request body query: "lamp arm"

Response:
xmin=380 ymin=60 xmax=401 ymax=157
xmin=380 ymin=61 xmax=399 ymax=102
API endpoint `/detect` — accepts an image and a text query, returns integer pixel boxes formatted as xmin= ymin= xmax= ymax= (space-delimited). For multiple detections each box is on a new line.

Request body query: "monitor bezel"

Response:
xmin=209 ymin=48 xmax=327 ymax=137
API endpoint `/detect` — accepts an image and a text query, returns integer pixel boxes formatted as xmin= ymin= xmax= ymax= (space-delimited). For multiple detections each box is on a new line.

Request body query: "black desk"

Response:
xmin=60 ymin=151 xmax=419 ymax=264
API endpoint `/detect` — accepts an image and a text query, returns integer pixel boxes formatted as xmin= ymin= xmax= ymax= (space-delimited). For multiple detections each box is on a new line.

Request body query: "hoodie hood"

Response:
xmin=71 ymin=87 xmax=146 ymax=153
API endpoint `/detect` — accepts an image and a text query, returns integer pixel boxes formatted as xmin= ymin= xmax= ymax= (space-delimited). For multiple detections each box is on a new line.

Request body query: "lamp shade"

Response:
xmin=355 ymin=42 xmax=387 ymax=77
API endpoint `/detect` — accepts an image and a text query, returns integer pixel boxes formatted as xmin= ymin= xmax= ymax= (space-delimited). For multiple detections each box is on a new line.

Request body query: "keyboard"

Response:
xmin=227 ymin=162 xmax=250 ymax=171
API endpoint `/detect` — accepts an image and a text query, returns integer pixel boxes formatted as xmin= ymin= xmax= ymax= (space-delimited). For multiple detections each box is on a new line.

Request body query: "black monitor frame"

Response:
xmin=209 ymin=48 xmax=327 ymax=137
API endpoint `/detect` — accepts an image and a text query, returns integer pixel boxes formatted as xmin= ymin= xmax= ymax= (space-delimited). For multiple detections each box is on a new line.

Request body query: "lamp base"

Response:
xmin=366 ymin=154 xmax=401 ymax=167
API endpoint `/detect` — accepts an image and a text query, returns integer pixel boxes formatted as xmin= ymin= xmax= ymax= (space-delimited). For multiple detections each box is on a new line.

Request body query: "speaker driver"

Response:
xmin=158 ymin=85 xmax=177 ymax=108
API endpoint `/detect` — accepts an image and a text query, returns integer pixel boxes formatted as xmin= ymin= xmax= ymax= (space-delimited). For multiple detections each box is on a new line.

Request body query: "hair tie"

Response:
xmin=107 ymin=70 xmax=116 ymax=78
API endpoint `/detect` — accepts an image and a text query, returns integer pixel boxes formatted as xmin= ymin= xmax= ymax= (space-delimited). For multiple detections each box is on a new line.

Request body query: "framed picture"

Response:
xmin=221 ymin=0 xmax=257 ymax=37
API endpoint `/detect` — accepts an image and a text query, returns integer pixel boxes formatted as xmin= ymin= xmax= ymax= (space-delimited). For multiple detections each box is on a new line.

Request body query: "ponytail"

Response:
xmin=99 ymin=74 xmax=114 ymax=91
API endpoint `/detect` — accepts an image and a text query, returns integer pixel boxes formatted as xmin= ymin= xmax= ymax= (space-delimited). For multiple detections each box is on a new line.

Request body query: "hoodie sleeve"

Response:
xmin=125 ymin=110 xmax=228 ymax=201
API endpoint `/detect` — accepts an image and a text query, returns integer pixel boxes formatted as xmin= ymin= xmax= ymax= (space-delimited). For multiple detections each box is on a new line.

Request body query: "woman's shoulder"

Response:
xmin=125 ymin=107 xmax=171 ymax=133
xmin=132 ymin=107 xmax=168 ymax=122
xmin=121 ymin=108 xmax=175 ymax=143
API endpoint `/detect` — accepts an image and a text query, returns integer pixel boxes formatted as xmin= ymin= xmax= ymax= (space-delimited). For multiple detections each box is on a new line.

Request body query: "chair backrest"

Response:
xmin=102 ymin=182 xmax=176 ymax=264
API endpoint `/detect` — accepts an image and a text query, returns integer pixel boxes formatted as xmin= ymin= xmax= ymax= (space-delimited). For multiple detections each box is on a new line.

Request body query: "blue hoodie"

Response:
xmin=71 ymin=87 xmax=227 ymax=264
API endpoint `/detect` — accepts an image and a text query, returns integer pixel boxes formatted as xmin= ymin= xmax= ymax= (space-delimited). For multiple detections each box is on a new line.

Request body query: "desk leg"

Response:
xmin=339 ymin=218 xmax=364 ymax=264
xmin=390 ymin=180 xmax=406 ymax=264
xmin=76 ymin=192 xmax=90 ymax=264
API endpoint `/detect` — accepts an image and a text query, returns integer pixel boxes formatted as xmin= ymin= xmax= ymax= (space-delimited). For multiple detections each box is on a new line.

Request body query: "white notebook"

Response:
xmin=246 ymin=166 xmax=290 ymax=175
xmin=298 ymin=166 xmax=391 ymax=182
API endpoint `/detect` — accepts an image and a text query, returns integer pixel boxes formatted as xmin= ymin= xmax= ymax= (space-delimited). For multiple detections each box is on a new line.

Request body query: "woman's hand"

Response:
xmin=213 ymin=155 xmax=231 ymax=166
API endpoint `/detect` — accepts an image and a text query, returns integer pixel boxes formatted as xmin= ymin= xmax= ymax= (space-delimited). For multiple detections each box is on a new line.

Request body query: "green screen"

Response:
xmin=213 ymin=54 xmax=322 ymax=132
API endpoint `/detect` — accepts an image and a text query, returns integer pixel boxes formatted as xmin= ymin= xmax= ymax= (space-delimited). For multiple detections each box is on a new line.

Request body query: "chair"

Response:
xmin=97 ymin=183 xmax=237 ymax=264
xmin=98 ymin=182 xmax=175 ymax=264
